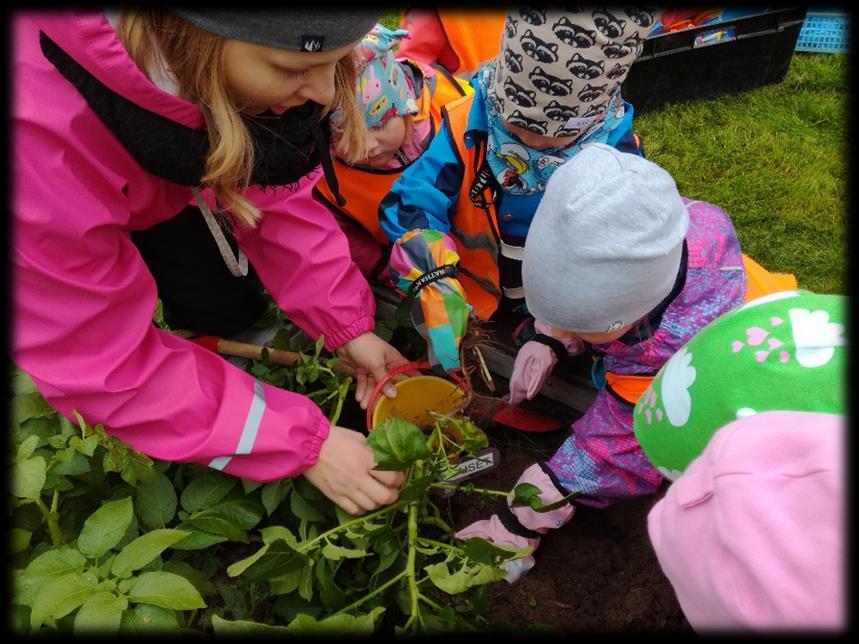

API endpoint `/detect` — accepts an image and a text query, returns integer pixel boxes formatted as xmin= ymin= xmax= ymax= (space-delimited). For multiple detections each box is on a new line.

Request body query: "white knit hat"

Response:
xmin=522 ymin=143 xmax=689 ymax=333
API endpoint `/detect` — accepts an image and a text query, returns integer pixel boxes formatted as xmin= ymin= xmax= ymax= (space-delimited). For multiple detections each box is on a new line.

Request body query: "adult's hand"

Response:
xmin=336 ymin=332 xmax=410 ymax=410
xmin=303 ymin=425 xmax=405 ymax=516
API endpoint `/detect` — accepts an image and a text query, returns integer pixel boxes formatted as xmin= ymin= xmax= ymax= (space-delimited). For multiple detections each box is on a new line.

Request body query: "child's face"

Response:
xmin=362 ymin=116 xmax=407 ymax=168
xmin=222 ymin=39 xmax=358 ymax=115
xmin=504 ymin=122 xmax=579 ymax=151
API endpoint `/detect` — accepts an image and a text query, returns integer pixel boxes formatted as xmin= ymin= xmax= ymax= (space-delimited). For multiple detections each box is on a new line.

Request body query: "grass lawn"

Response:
xmin=633 ymin=52 xmax=848 ymax=295
xmin=383 ymin=8 xmax=846 ymax=294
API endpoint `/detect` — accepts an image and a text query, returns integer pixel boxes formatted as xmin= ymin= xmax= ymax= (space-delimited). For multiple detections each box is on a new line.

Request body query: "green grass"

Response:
xmin=378 ymin=9 xmax=402 ymax=30
xmin=634 ymin=52 xmax=848 ymax=295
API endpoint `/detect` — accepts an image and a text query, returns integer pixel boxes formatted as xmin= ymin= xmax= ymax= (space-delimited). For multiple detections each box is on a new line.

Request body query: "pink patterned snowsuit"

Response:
xmin=545 ymin=198 xmax=748 ymax=507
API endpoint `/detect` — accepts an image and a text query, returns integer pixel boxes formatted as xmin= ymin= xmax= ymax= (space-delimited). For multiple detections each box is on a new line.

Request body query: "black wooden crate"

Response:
xmin=623 ymin=6 xmax=807 ymax=114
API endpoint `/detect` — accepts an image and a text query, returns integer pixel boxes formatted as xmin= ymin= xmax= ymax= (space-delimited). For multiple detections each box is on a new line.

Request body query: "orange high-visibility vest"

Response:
xmin=428 ymin=63 xmax=474 ymax=120
xmin=437 ymin=10 xmax=505 ymax=77
xmin=438 ymin=93 xmax=503 ymax=321
xmin=315 ymin=62 xmax=472 ymax=245
xmin=603 ymin=255 xmax=798 ymax=404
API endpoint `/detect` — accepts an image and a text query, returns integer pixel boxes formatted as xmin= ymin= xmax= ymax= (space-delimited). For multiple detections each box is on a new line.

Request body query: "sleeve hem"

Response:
xmin=324 ymin=315 xmax=375 ymax=351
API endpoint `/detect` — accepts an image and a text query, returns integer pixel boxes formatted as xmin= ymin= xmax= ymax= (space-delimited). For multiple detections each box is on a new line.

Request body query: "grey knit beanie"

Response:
xmin=523 ymin=143 xmax=689 ymax=334
xmin=172 ymin=10 xmax=382 ymax=52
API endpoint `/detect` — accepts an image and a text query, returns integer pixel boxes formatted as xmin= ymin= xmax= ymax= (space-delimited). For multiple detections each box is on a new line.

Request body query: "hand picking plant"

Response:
xmin=10 ymin=314 xmax=573 ymax=634
xmin=215 ymin=412 xmax=578 ymax=634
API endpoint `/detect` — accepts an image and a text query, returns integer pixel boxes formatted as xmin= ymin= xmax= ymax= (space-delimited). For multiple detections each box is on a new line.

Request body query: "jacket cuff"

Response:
xmin=532 ymin=333 xmax=568 ymax=362
xmin=497 ymin=504 xmax=543 ymax=539
xmin=301 ymin=413 xmax=333 ymax=473
xmin=324 ymin=314 xmax=375 ymax=351
xmin=537 ymin=460 xmax=576 ymax=500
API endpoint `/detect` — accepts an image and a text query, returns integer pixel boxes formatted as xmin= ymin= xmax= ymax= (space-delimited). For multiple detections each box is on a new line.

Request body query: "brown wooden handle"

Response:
xmin=214 ymin=339 xmax=292 ymax=364
xmin=172 ymin=330 xmax=355 ymax=377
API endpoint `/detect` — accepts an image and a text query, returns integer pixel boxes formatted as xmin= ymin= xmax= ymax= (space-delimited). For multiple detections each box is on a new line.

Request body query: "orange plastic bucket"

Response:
xmin=366 ymin=361 xmax=470 ymax=431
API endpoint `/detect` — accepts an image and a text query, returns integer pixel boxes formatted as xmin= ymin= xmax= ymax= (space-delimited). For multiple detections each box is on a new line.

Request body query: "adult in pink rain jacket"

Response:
xmin=12 ymin=12 xmax=387 ymax=484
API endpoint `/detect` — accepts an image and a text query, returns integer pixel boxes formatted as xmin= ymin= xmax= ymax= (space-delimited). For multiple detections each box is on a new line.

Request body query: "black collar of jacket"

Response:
xmin=616 ymin=239 xmax=689 ymax=346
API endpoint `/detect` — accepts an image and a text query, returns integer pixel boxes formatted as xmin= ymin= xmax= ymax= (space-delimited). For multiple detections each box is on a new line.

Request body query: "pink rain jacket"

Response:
xmin=12 ymin=12 xmax=376 ymax=481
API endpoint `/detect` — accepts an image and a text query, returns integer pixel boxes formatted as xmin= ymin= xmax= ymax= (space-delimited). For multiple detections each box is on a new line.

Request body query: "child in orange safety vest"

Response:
xmin=455 ymin=143 xmax=797 ymax=582
xmin=397 ymin=9 xmax=506 ymax=80
xmin=379 ymin=8 xmax=661 ymax=374
xmin=315 ymin=23 xmax=472 ymax=279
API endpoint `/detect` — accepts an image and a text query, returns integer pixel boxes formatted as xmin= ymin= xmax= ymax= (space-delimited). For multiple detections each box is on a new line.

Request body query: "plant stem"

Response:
xmin=416 ymin=537 xmax=463 ymax=555
xmin=421 ymin=515 xmax=454 ymax=533
xmin=34 ymin=497 xmax=64 ymax=546
xmin=418 ymin=592 xmax=444 ymax=613
xmin=50 ymin=490 xmax=59 ymax=514
xmin=429 ymin=483 xmax=507 ymax=497
xmin=403 ymin=500 xmax=421 ymax=631
xmin=300 ymin=500 xmax=409 ymax=552
xmin=332 ymin=570 xmax=407 ymax=615
xmin=327 ymin=378 xmax=352 ymax=426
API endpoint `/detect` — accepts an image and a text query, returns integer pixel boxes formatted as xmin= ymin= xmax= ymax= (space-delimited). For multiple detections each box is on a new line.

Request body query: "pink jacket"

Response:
xmin=12 ymin=12 xmax=375 ymax=481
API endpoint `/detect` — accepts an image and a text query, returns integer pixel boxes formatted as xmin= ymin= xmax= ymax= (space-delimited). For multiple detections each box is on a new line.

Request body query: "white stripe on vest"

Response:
xmin=502 ymin=285 xmax=525 ymax=299
xmin=500 ymin=241 xmax=525 ymax=261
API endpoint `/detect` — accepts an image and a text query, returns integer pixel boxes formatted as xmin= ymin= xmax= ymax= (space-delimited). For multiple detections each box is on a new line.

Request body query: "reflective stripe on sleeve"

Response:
xmin=209 ymin=379 xmax=266 ymax=471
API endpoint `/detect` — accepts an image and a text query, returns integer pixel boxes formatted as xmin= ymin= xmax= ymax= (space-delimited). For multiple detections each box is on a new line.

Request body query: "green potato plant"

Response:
xmin=10 ymin=318 xmax=565 ymax=634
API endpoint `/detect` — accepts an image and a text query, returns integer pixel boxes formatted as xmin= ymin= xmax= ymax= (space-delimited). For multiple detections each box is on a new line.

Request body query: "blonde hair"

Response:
xmin=331 ymin=53 xmax=368 ymax=165
xmin=117 ymin=10 xmax=363 ymax=227
xmin=334 ymin=108 xmax=416 ymax=167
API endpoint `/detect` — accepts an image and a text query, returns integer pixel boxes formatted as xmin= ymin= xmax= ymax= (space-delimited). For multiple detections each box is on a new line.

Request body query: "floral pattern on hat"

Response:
xmin=633 ymin=290 xmax=847 ymax=479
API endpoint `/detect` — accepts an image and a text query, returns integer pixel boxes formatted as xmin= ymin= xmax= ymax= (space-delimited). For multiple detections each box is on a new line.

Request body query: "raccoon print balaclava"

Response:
xmin=489 ymin=7 xmax=659 ymax=139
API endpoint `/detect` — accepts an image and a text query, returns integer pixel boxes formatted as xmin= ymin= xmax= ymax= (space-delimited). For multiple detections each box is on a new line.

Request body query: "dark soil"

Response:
xmin=446 ymin=421 xmax=693 ymax=633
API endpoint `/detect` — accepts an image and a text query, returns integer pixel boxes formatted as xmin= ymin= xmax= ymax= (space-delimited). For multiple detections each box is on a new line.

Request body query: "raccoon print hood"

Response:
xmin=488 ymin=7 xmax=660 ymax=140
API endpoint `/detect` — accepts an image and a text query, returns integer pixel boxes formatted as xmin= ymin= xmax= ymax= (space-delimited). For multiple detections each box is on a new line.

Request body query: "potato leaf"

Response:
xmin=73 ymin=591 xmax=127 ymax=634
xmin=424 ymin=559 xmax=506 ymax=595
xmin=366 ymin=417 xmax=431 ymax=470
xmin=286 ymin=605 xmax=385 ymax=634
xmin=510 ymin=482 xmax=542 ymax=509
xmin=29 ymin=571 xmax=97 ymax=629
xmin=134 ymin=470 xmax=178 ymax=530
xmin=77 ymin=497 xmax=134 ymax=559
xmin=228 ymin=540 xmax=310 ymax=582
xmin=127 ymin=572 xmax=206 ymax=610
xmin=511 ymin=483 xmax=579 ymax=512
xmin=179 ymin=473 xmax=236 ymax=513
xmin=12 ymin=456 xmax=46 ymax=500
xmin=111 ymin=529 xmax=191 ymax=578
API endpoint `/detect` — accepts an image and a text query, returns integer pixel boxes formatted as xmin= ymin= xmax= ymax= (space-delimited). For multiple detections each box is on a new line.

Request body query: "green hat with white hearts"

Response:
xmin=633 ymin=290 xmax=847 ymax=481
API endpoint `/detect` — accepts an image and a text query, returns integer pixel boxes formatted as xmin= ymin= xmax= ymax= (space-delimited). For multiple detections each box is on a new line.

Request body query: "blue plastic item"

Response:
xmin=795 ymin=13 xmax=849 ymax=53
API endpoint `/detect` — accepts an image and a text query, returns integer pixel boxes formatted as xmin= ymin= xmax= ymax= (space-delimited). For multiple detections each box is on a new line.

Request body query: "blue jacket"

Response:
xmin=379 ymin=75 xmax=641 ymax=244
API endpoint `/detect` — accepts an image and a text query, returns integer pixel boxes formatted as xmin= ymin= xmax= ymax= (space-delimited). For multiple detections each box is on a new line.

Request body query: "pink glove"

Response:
xmin=455 ymin=464 xmax=576 ymax=582
xmin=507 ymin=324 xmax=584 ymax=406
